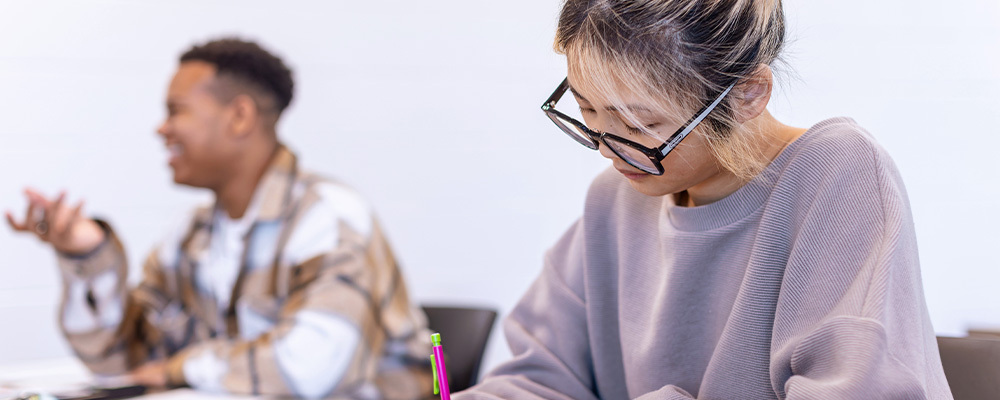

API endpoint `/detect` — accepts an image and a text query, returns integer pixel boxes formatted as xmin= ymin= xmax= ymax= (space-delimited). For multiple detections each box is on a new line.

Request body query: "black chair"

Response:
xmin=937 ymin=336 xmax=1000 ymax=400
xmin=422 ymin=305 xmax=498 ymax=392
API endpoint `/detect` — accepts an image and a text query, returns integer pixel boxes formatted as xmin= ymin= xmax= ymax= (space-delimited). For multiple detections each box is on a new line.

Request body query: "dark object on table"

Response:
xmin=937 ymin=336 xmax=1000 ymax=400
xmin=422 ymin=305 xmax=498 ymax=392
xmin=56 ymin=385 xmax=147 ymax=400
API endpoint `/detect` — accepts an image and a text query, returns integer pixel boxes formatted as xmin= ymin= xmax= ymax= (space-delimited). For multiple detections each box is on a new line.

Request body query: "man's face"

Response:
xmin=156 ymin=61 xmax=236 ymax=189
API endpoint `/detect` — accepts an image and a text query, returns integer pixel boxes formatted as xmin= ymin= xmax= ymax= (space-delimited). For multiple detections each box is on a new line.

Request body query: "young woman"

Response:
xmin=456 ymin=0 xmax=952 ymax=398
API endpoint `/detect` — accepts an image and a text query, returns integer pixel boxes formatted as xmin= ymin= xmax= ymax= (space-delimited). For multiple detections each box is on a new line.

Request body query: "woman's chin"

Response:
xmin=626 ymin=179 xmax=675 ymax=197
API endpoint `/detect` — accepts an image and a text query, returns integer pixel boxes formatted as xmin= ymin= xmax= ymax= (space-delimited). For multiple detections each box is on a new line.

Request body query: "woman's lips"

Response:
xmin=616 ymin=167 xmax=647 ymax=181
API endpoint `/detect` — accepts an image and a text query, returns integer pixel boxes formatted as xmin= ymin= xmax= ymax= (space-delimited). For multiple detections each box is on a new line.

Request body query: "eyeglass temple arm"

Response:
xmin=542 ymin=78 xmax=571 ymax=111
xmin=658 ymin=82 xmax=737 ymax=157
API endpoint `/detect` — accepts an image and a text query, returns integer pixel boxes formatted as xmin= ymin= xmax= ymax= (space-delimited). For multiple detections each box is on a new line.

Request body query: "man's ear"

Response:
xmin=734 ymin=64 xmax=773 ymax=123
xmin=227 ymin=94 xmax=259 ymax=139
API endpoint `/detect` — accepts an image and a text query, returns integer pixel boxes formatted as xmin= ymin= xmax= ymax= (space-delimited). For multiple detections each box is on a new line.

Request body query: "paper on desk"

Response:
xmin=0 ymin=359 xmax=265 ymax=399
xmin=0 ymin=357 xmax=92 ymax=398
xmin=138 ymin=388 xmax=263 ymax=399
xmin=0 ymin=357 xmax=133 ymax=399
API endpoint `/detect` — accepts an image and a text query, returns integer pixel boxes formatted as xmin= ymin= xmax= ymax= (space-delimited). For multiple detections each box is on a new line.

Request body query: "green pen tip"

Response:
xmin=432 ymin=333 xmax=442 ymax=346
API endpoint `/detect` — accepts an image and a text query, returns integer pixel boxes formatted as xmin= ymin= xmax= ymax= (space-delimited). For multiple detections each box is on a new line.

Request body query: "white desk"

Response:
xmin=0 ymin=358 xmax=260 ymax=399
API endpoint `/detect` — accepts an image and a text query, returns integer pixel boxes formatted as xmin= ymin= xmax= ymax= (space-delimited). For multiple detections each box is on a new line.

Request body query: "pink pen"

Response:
xmin=431 ymin=332 xmax=451 ymax=400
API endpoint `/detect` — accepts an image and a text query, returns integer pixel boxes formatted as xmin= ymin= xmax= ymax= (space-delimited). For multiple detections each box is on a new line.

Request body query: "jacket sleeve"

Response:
xmin=57 ymin=219 xmax=175 ymax=375
xmin=456 ymin=220 xmax=601 ymax=400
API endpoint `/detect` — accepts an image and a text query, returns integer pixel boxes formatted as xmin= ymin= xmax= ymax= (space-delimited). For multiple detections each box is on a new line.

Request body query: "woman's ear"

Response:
xmin=734 ymin=64 xmax=773 ymax=123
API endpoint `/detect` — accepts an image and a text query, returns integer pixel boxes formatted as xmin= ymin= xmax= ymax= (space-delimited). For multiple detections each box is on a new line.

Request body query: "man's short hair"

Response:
xmin=180 ymin=38 xmax=294 ymax=114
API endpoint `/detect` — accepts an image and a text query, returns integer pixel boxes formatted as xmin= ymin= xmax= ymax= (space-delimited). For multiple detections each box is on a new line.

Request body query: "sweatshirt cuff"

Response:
xmin=56 ymin=219 xmax=121 ymax=279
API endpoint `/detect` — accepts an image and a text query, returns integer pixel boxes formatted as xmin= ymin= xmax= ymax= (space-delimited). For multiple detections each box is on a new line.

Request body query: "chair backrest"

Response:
xmin=937 ymin=336 xmax=1000 ymax=400
xmin=422 ymin=305 xmax=498 ymax=392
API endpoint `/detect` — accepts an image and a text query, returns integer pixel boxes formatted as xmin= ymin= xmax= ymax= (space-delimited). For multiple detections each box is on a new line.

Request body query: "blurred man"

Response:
xmin=6 ymin=38 xmax=430 ymax=399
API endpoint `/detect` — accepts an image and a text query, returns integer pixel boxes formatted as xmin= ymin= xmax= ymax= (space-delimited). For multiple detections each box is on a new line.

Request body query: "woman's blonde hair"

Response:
xmin=556 ymin=0 xmax=786 ymax=180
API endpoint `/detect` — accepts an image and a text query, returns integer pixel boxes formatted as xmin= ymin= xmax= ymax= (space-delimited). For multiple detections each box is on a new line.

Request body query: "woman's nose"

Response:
xmin=589 ymin=117 xmax=619 ymax=160
xmin=596 ymin=137 xmax=618 ymax=160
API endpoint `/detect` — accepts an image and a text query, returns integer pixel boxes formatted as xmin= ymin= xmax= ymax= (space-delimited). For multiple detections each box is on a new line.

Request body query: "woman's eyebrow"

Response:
xmin=568 ymin=86 xmax=651 ymax=113
xmin=606 ymin=104 xmax=652 ymax=113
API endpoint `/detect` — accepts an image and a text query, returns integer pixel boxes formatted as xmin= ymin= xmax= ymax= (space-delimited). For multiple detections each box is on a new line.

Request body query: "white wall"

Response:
xmin=0 ymin=0 xmax=997 ymax=380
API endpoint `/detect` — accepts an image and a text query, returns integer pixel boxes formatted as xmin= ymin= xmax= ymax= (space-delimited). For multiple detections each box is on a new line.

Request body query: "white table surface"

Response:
xmin=0 ymin=357 xmax=261 ymax=399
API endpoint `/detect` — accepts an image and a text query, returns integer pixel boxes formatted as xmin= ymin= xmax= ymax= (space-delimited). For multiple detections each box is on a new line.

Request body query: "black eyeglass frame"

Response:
xmin=541 ymin=77 xmax=735 ymax=176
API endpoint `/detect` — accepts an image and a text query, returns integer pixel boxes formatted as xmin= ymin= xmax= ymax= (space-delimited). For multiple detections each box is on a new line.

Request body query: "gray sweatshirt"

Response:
xmin=457 ymin=118 xmax=952 ymax=399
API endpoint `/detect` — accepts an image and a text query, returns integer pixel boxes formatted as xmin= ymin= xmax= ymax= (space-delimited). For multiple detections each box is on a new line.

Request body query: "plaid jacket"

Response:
xmin=56 ymin=146 xmax=432 ymax=398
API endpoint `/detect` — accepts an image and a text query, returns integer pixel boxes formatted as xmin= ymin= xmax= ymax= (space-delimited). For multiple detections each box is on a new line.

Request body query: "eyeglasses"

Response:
xmin=541 ymin=77 xmax=735 ymax=176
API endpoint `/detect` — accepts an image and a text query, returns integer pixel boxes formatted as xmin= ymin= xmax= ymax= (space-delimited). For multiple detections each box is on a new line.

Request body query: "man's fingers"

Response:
xmin=5 ymin=211 xmax=28 ymax=231
xmin=26 ymin=193 xmax=54 ymax=238
xmin=14 ymin=189 xmax=84 ymax=242
xmin=23 ymin=190 xmax=50 ymax=231
xmin=25 ymin=201 xmax=41 ymax=234
xmin=68 ymin=201 xmax=84 ymax=225
xmin=54 ymin=201 xmax=85 ymax=241
xmin=48 ymin=191 xmax=66 ymax=216
xmin=49 ymin=192 xmax=78 ymax=240
xmin=50 ymin=209 xmax=68 ymax=239
xmin=24 ymin=188 xmax=50 ymax=209
xmin=24 ymin=187 xmax=46 ymax=202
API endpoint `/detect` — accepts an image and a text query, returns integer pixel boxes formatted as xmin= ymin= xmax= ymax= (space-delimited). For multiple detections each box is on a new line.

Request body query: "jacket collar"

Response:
xmin=253 ymin=145 xmax=298 ymax=222
xmin=192 ymin=144 xmax=299 ymax=229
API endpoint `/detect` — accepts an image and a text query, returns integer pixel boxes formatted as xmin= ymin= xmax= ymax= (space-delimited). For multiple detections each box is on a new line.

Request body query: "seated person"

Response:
xmin=456 ymin=0 xmax=951 ymax=398
xmin=6 ymin=38 xmax=431 ymax=399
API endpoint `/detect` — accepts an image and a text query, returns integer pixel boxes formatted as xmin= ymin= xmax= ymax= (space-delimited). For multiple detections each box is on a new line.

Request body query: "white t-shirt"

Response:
xmin=198 ymin=203 xmax=258 ymax=313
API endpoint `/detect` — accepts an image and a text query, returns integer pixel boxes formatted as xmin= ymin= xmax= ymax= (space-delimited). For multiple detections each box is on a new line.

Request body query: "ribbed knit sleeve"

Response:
xmin=454 ymin=219 xmax=601 ymax=400
xmin=761 ymin=124 xmax=948 ymax=399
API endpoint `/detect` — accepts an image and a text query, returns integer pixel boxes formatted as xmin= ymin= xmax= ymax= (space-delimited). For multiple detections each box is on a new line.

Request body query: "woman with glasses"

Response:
xmin=456 ymin=0 xmax=951 ymax=399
